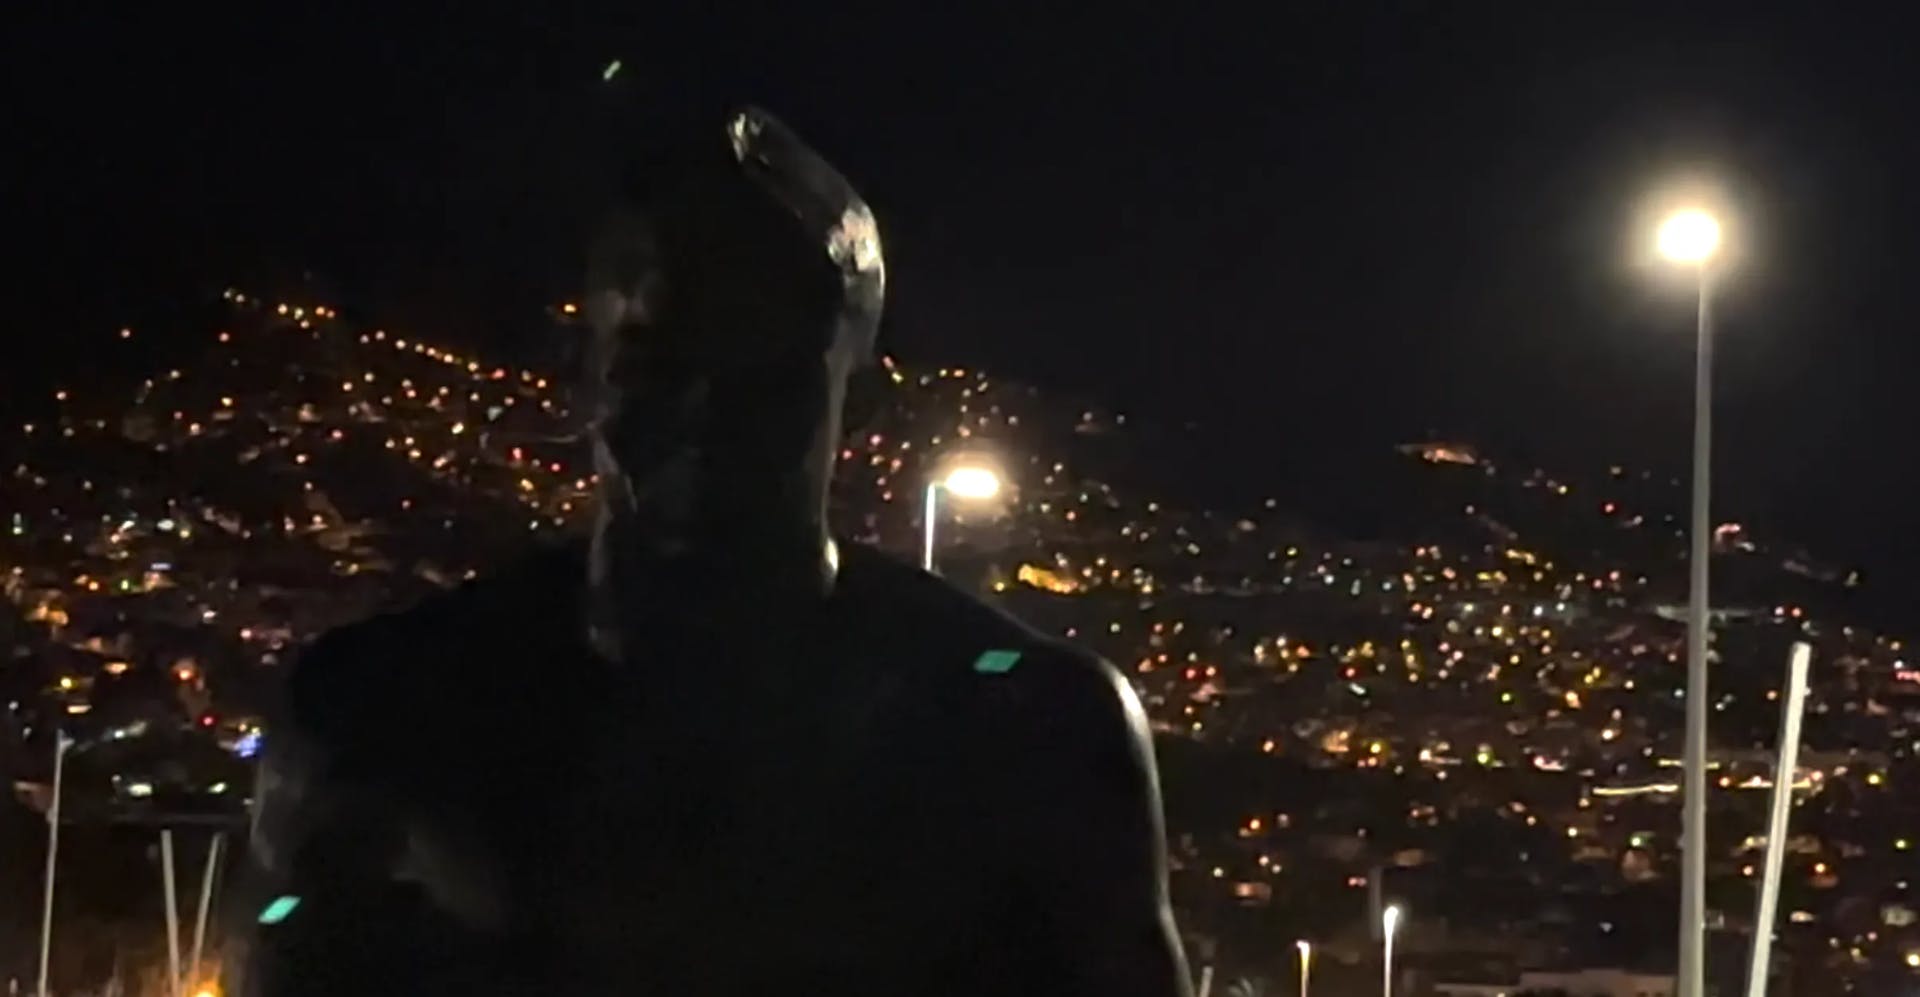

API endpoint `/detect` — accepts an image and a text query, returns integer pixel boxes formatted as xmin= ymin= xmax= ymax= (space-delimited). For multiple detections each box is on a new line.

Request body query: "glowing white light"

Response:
xmin=1657 ymin=209 xmax=1721 ymax=264
xmin=942 ymin=465 xmax=1002 ymax=501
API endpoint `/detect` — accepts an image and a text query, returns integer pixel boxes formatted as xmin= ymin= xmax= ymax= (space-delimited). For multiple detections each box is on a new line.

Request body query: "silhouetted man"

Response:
xmin=230 ymin=106 xmax=1191 ymax=997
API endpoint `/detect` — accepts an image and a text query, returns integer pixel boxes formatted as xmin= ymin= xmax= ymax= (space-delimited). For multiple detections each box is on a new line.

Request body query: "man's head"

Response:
xmin=584 ymin=107 xmax=883 ymax=579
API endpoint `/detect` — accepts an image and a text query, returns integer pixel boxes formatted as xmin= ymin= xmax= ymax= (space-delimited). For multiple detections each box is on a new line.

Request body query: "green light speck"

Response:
xmin=973 ymin=649 xmax=1022 ymax=674
xmin=258 ymin=895 xmax=301 ymax=925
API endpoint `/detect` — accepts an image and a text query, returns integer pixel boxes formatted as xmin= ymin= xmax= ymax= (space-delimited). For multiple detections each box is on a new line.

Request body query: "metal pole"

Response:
xmin=921 ymin=481 xmax=941 ymax=572
xmin=188 ymin=833 xmax=225 ymax=991
xmin=162 ymin=830 xmax=181 ymax=997
xmin=1298 ymin=941 xmax=1311 ymax=997
xmin=1745 ymin=643 xmax=1812 ymax=997
xmin=1196 ymin=965 xmax=1213 ymax=997
xmin=1678 ymin=263 xmax=1714 ymax=997
xmin=36 ymin=733 xmax=70 ymax=997
xmin=1383 ymin=925 xmax=1396 ymax=997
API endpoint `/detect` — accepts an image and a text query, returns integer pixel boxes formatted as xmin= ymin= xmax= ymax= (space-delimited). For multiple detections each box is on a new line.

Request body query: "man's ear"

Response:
xmin=842 ymin=365 xmax=888 ymax=435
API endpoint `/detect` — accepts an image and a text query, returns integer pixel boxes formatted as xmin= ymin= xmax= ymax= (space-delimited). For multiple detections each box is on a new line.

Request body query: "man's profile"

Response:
xmin=228 ymin=106 xmax=1191 ymax=997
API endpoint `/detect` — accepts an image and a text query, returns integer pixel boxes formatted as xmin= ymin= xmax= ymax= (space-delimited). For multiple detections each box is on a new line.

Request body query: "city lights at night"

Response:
xmin=11 ymin=6 xmax=1920 ymax=996
xmin=2 ymin=287 xmax=1910 ymax=994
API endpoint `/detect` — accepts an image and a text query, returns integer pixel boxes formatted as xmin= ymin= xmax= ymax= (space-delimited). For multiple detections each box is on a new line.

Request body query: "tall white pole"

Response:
xmin=1196 ymin=964 xmax=1214 ymax=997
xmin=1297 ymin=940 xmax=1312 ymax=997
xmin=1678 ymin=264 xmax=1714 ymax=997
xmin=921 ymin=481 xmax=941 ymax=572
xmin=1382 ymin=906 xmax=1401 ymax=997
xmin=162 ymin=830 xmax=182 ymax=997
xmin=36 ymin=732 xmax=70 ymax=997
xmin=188 ymin=833 xmax=225 ymax=992
xmin=1745 ymin=642 xmax=1812 ymax=997
xmin=1382 ymin=928 xmax=1395 ymax=997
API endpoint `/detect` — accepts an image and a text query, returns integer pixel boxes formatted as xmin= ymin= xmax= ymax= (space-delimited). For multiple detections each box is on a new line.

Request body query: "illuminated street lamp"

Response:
xmin=1295 ymin=939 xmax=1312 ymax=997
xmin=1659 ymin=205 xmax=1721 ymax=997
xmin=37 ymin=731 xmax=71 ymax=997
xmin=1658 ymin=209 xmax=1721 ymax=266
xmin=922 ymin=462 xmax=1003 ymax=572
xmin=1381 ymin=905 xmax=1403 ymax=997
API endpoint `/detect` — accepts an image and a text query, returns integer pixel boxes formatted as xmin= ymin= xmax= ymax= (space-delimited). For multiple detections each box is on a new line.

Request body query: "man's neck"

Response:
xmin=586 ymin=517 xmax=838 ymax=662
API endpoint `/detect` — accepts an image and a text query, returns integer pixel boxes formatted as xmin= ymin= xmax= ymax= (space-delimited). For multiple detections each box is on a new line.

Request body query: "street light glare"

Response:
xmin=942 ymin=465 xmax=1002 ymax=501
xmin=1657 ymin=209 xmax=1721 ymax=264
xmin=1383 ymin=904 xmax=1403 ymax=932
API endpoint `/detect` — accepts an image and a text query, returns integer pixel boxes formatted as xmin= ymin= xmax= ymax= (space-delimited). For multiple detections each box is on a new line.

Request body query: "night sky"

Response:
xmin=9 ymin=4 xmax=1920 ymax=602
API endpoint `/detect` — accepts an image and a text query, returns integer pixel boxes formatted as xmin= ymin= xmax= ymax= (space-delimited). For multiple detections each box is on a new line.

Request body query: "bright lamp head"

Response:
xmin=1657 ymin=209 xmax=1721 ymax=265
xmin=941 ymin=465 xmax=1002 ymax=501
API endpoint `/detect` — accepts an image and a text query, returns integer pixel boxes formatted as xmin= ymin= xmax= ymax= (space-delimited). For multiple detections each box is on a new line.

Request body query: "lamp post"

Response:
xmin=1382 ymin=905 xmax=1403 ymax=997
xmin=1659 ymin=206 xmax=1721 ymax=997
xmin=37 ymin=731 xmax=72 ymax=997
xmin=1296 ymin=939 xmax=1312 ymax=997
xmin=921 ymin=463 xmax=1002 ymax=572
xmin=1745 ymin=642 xmax=1811 ymax=997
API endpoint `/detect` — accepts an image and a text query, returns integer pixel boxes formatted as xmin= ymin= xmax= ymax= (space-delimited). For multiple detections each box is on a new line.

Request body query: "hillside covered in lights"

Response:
xmin=4 ymin=291 xmax=1918 ymax=993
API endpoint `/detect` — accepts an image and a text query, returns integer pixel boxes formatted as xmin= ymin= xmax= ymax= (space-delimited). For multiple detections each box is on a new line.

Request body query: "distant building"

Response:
xmin=1434 ymin=967 xmax=1675 ymax=997
xmin=1398 ymin=441 xmax=1480 ymax=466
xmin=1650 ymin=602 xmax=1764 ymax=624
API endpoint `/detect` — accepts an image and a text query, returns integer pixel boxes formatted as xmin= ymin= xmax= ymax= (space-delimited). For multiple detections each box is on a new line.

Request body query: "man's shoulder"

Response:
xmin=836 ymin=541 xmax=1033 ymax=638
xmin=283 ymin=543 xmax=586 ymax=747
xmin=836 ymin=542 xmax=1140 ymax=726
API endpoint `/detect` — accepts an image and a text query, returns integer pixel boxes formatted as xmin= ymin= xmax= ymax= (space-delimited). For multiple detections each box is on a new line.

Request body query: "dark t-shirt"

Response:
xmin=232 ymin=541 xmax=1187 ymax=997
